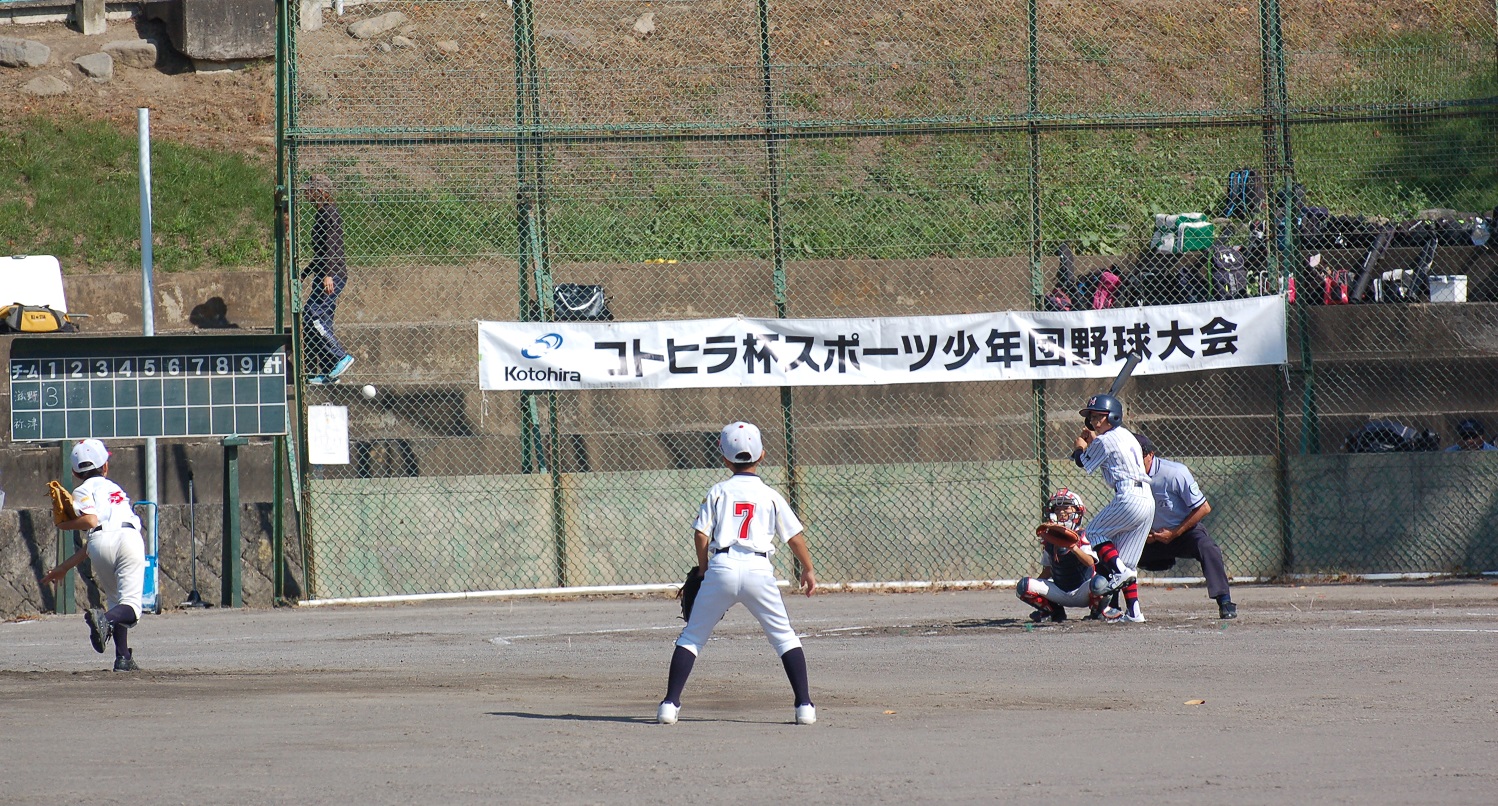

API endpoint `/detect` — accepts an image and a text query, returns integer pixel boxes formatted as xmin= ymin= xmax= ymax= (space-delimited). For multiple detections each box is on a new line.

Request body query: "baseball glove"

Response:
xmin=677 ymin=566 xmax=704 ymax=622
xmin=1036 ymin=523 xmax=1082 ymax=548
xmin=48 ymin=480 xmax=78 ymax=526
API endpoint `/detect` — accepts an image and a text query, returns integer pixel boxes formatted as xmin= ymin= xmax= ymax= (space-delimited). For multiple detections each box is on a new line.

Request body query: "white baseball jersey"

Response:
xmin=1079 ymin=426 xmax=1148 ymax=490
xmin=1078 ymin=426 xmax=1153 ymax=571
xmin=693 ymin=473 xmax=803 ymax=555
xmin=678 ymin=472 xmax=805 ymax=658
xmin=74 ymin=476 xmax=145 ymax=620
xmin=72 ymin=477 xmax=142 ymax=532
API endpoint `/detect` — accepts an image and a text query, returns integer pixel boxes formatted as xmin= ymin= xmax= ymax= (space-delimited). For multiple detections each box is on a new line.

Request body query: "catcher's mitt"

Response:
xmin=1036 ymin=523 xmax=1082 ymax=548
xmin=48 ymin=480 xmax=78 ymax=526
xmin=677 ymin=566 xmax=704 ymax=622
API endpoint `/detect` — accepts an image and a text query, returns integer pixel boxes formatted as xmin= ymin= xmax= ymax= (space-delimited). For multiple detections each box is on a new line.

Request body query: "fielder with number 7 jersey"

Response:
xmin=656 ymin=421 xmax=819 ymax=727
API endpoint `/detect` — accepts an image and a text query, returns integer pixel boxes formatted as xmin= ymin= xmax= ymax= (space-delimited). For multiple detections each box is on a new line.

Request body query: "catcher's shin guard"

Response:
xmin=1016 ymin=578 xmax=1054 ymax=613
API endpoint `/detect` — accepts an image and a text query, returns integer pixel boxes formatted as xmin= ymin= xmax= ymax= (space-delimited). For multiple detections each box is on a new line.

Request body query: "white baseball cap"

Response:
xmin=72 ymin=438 xmax=110 ymax=473
xmin=719 ymin=421 xmax=764 ymax=463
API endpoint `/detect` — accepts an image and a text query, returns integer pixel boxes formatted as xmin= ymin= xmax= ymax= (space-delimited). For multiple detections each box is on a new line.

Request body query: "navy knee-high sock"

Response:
xmin=779 ymin=647 xmax=812 ymax=707
xmin=663 ymin=645 xmax=696 ymax=707
xmin=104 ymin=605 xmax=136 ymax=658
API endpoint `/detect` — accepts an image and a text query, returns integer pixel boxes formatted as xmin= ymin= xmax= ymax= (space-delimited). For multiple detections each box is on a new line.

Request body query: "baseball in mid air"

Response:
xmin=361 ymin=384 xmax=378 ymax=399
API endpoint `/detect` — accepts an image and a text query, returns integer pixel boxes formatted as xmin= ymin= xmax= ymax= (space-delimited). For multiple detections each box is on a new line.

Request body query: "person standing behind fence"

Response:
xmin=302 ymin=174 xmax=354 ymax=384
xmin=1136 ymin=435 xmax=1238 ymax=620
xmin=1445 ymin=419 xmax=1497 ymax=452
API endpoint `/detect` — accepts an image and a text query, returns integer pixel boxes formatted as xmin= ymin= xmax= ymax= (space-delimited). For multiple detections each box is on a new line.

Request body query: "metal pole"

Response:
xmin=757 ymin=0 xmax=799 ymax=517
xmin=221 ymin=436 xmax=248 ymax=607
xmin=137 ymin=107 xmax=161 ymax=607
xmin=1027 ymin=0 xmax=1051 ymax=506
xmin=272 ymin=0 xmax=289 ymax=604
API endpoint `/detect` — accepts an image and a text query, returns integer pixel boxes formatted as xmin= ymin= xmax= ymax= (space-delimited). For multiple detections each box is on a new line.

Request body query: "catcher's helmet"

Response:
xmin=1078 ymin=393 xmax=1124 ymax=426
xmin=1046 ymin=488 xmax=1085 ymax=528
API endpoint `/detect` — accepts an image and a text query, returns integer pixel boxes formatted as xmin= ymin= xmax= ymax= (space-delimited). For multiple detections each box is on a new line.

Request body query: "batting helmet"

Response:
xmin=1078 ymin=393 xmax=1124 ymax=426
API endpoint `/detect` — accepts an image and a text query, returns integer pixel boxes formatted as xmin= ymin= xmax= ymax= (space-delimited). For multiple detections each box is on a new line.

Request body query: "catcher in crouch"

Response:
xmin=1017 ymin=489 xmax=1102 ymax=623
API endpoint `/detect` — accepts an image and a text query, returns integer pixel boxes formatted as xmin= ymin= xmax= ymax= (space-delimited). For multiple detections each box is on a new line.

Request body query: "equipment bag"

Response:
xmin=1224 ymin=168 xmax=1265 ymax=218
xmin=1208 ymin=244 xmax=1248 ymax=300
xmin=1345 ymin=420 xmax=1439 ymax=453
xmin=553 ymin=284 xmax=613 ymax=321
xmin=0 ymin=303 xmax=78 ymax=334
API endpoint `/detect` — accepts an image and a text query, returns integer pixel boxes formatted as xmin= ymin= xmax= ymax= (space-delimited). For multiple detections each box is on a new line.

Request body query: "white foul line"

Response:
xmin=1344 ymin=627 xmax=1498 ymax=634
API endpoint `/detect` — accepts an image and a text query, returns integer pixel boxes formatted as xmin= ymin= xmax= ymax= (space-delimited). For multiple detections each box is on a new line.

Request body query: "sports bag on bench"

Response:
xmin=0 ymin=303 xmax=78 ymax=334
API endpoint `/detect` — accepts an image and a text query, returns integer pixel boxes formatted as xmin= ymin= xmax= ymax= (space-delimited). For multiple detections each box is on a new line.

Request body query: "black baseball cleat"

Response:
xmin=1219 ymin=601 xmax=1239 ymax=620
xmin=113 ymin=652 xmax=139 ymax=672
xmin=84 ymin=609 xmax=111 ymax=654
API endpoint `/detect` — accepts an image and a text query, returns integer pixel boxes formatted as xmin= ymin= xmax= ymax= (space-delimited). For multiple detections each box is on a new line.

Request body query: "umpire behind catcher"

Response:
xmin=1136 ymin=435 xmax=1238 ymax=620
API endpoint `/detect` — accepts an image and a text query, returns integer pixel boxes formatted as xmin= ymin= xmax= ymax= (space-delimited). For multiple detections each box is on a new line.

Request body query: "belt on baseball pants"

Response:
xmin=715 ymin=547 xmax=768 ymax=558
xmin=91 ymin=523 xmax=137 ymax=533
xmin=1115 ymin=480 xmax=1145 ymax=492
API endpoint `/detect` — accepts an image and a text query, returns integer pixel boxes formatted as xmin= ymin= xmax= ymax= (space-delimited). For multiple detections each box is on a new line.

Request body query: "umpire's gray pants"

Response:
xmin=1087 ymin=486 xmax=1154 ymax=573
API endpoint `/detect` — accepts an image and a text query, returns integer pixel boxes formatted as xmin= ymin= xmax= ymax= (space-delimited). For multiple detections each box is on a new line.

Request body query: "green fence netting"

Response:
xmin=279 ymin=0 xmax=1498 ymax=598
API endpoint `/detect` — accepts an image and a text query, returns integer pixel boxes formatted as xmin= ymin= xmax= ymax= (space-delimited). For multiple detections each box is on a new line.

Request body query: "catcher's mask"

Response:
xmin=1046 ymin=488 xmax=1086 ymax=529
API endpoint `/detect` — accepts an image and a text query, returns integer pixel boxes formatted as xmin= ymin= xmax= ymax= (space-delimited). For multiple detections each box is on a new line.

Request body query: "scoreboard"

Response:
xmin=10 ymin=335 xmax=290 ymax=442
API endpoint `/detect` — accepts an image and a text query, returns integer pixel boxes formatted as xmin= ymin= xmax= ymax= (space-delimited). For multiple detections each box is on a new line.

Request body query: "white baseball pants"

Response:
xmin=1086 ymin=486 xmax=1154 ymax=573
xmin=676 ymin=549 xmax=801 ymax=657
xmin=1017 ymin=576 xmax=1094 ymax=608
xmin=87 ymin=528 xmax=146 ymax=621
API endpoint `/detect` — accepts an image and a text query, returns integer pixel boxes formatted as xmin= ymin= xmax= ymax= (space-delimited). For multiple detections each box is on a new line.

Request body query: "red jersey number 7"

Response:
xmin=733 ymin=502 xmax=755 ymax=541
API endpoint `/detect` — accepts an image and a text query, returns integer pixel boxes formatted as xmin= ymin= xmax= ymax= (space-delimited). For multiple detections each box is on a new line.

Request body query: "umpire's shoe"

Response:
xmin=84 ymin=609 xmax=111 ymax=654
xmin=1219 ymin=600 xmax=1239 ymax=620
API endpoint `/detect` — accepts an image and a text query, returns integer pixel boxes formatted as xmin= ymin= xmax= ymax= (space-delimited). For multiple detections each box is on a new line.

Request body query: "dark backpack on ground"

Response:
xmin=553 ymin=284 xmax=613 ymax=321
xmin=0 ymin=303 xmax=78 ymax=333
xmin=1345 ymin=421 xmax=1439 ymax=453
xmin=1208 ymin=244 xmax=1248 ymax=299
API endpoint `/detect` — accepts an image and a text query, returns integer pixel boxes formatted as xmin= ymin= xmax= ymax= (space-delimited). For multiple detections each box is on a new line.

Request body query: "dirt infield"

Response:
xmin=4 ymin=582 xmax=1497 ymax=804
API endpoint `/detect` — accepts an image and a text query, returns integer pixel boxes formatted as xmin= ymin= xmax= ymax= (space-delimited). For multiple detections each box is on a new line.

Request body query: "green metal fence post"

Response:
xmin=272 ymin=0 xmax=290 ymax=604
xmin=56 ymin=442 xmax=76 ymax=615
xmin=221 ymin=436 xmax=249 ymax=608
xmin=1027 ymin=0 xmax=1051 ymax=507
xmin=758 ymin=0 xmax=799 ymax=514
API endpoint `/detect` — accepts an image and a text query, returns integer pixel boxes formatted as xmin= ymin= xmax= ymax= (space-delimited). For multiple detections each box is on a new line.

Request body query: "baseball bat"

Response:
xmin=1107 ymin=351 xmax=1143 ymax=397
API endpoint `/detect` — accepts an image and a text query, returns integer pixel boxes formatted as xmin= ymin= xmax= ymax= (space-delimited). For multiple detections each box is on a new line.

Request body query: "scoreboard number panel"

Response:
xmin=10 ymin=336 xmax=290 ymax=442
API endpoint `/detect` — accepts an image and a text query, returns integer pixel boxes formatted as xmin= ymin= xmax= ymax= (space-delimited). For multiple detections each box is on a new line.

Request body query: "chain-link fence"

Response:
xmin=279 ymin=0 xmax=1498 ymax=599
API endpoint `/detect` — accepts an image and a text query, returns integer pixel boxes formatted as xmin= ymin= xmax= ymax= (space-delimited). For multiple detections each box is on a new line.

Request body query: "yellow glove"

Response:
xmin=48 ymin=480 xmax=78 ymax=526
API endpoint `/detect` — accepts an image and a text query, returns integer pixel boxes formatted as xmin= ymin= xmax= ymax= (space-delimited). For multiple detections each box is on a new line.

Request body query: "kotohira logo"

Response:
xmin=522 ymin=333 xmax=563 ymax=359
xmin=503 ymin=366 xmax=581 ymax=383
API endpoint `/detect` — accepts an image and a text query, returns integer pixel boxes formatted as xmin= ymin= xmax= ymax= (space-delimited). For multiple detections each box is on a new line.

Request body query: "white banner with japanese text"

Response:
xmin=478 ymin=296 xmax=1287 ymax=390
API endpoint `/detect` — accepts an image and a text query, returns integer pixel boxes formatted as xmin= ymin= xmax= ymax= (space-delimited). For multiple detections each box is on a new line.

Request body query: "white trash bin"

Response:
xmin=1428 ymin=275 xmax=1467 ymax=303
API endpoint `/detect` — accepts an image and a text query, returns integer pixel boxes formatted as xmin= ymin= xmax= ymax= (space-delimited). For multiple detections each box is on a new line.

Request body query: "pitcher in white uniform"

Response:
xmin=42 ymin=439 xmax=146 ymax=671
xmin=656 ymin=421 xmax=819 ymax=726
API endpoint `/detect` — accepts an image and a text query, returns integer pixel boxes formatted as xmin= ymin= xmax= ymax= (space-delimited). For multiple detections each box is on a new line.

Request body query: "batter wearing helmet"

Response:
xmin=1016 ymin=489 xmax=1101 ymax=623
xmin=1072 ymin=394 xmax=1153 ymax=623
xmin=656 ymin=421 xmax=819 ymax=726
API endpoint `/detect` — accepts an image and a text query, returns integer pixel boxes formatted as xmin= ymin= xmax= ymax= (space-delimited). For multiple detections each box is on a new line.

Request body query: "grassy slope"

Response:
xmin=3 ymin=4 xmax=1493 ymax=271
xmin=0 ymin=118 xmax=273 ymax=272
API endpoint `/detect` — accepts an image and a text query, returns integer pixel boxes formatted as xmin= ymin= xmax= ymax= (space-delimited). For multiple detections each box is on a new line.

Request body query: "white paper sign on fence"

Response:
xmin=478 ymin=296 xmax=1286 ymax=391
